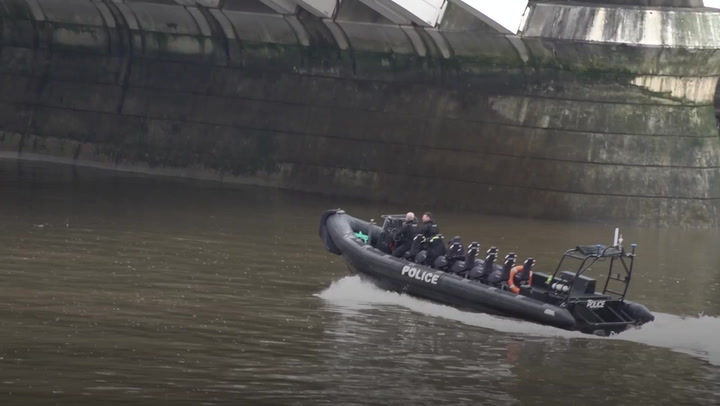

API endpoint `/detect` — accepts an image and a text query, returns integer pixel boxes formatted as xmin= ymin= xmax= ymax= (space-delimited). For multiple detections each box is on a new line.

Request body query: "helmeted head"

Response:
xmin=405 ymin=212 xmax=415 ymax=222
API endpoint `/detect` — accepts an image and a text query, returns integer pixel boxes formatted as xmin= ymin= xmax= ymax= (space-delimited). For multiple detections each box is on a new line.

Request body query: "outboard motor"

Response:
xmin=451 ymin=242 xmax=479 ymax=274
xmin=488 ymin=252 xmax=516 ymax=287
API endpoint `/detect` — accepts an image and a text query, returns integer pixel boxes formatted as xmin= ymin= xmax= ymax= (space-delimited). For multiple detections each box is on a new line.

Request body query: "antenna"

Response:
xmin=613 ymin=228 xmax=619 ymax=247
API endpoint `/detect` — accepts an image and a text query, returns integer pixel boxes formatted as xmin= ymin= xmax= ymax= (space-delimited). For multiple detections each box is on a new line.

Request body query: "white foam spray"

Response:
xmin=318 ymin=276 xmax=720 ymax=365
xmin=615 ymin=312 xmax=720 ymax=365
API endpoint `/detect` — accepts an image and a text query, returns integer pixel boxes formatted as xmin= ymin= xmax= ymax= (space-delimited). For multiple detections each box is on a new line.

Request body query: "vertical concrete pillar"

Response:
xmin=500 ymin=2 xmax=720 ymax=225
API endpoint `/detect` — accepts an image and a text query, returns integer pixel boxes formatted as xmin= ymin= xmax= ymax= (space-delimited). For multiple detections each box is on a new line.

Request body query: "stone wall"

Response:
xmin=540 ymin=0 xmax=704 ymax=7
xmin=1 ymin=0 xmax=719 ymax=226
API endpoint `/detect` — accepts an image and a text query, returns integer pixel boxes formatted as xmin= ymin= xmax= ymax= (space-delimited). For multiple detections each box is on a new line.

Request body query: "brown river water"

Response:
xmin=0 ymin=159 xmax=719 ymax=405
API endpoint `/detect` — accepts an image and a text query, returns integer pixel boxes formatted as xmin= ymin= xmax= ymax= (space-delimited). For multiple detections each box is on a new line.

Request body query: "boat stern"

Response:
xmin=568 ymin=298 xmax=652 ymax=335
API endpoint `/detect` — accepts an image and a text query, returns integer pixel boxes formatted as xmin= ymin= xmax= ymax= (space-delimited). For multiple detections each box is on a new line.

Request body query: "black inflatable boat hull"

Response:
xmin=320 ymin=210 xmax=578 ymax=330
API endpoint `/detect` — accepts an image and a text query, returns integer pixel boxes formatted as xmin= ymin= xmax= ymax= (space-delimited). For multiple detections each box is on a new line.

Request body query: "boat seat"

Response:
xmin=488 ymin=253 xmax=516 ymax=287
xmin=433 ymin=255 xmax=449 ymax=270
xmin=515 ymin=258 xmax=535 ymax=284
xmin=451 ymin=241 xmax=479 ymax=274
xmin=405 ymin=234 xmax=425 ymax=261
xmin=425 ymin=234 xmax=446 ymax=265
xmin=470 ymin=247 xmax=497 ymax=281
xmin=446 ymin=236 xmax=465 ymax=262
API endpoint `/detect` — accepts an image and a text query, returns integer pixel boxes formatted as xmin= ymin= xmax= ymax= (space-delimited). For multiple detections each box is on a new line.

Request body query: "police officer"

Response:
xmin=421 ymin=212 xmax=439 ymax=239
xmin=392 ymin=212 xmax=419 ymax=258
xmin=420 ymin=212 xmax=445 ymax=266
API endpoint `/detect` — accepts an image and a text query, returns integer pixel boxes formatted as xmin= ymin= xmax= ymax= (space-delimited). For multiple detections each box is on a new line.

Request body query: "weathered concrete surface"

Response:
xmin=547 ymin=0 xmax=704 ymax=7
xmin=1 ymin=0 xmax=720 ymax=226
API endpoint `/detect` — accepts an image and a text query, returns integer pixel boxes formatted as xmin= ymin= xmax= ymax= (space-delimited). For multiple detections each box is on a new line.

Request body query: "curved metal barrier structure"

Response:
xmin=1 ymin=0 xmax=719 ymax=226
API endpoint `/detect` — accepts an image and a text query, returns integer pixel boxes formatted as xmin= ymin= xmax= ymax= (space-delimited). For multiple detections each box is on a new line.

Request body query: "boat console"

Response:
xmin=557 ymin=271 xmax=597 ymax=296
xmin=377 ymin=214 xmax=408 ymax=252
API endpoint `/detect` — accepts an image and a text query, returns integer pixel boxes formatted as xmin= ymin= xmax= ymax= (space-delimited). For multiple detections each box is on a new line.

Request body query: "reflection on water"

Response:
xmin=0 ymin=159 xmax=719 ymax=405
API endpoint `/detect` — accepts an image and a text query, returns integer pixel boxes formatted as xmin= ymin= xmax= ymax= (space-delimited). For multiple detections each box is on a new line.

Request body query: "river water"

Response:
xmin=0 ymin=159 xmax=719 ymax=405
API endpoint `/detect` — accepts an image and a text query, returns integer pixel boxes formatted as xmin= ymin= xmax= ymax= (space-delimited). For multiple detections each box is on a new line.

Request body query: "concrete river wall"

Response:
xmin=1 ymin=0 xmax=720 ymax=226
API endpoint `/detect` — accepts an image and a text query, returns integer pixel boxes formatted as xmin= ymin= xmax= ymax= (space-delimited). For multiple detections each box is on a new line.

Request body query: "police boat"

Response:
xmin=319 ymin=209 xmax=654 ymax=336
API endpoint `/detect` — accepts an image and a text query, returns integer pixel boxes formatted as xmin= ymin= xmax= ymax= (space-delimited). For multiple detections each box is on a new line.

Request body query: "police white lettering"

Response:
xmin=400 ymin=265 xmax=439 ymax=285
xmin=587 ymin=300 xmax=606 ymax=309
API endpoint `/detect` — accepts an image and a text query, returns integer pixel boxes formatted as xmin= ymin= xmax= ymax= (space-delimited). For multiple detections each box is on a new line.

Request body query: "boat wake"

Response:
xmin=617 ymin=312 xmax=720 ymax=366
xmin=318 ymin=276 xmax=720 ymax=366
xmin=318 ymin=275 xmax=586 ymax=337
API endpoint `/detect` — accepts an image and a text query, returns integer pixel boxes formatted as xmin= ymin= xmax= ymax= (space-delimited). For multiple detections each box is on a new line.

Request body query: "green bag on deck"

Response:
xmin=354 ymin=231 xmax=369 ymax=243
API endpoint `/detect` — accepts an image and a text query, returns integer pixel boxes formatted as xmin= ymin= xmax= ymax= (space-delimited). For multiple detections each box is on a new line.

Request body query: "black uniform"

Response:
xmin=421 ymin=220 xmax=439 ymax=239
xmin=392 ymin=221 xmax=419 ymax=258
xmin=419 ymin=220 xmax=442 ymax=264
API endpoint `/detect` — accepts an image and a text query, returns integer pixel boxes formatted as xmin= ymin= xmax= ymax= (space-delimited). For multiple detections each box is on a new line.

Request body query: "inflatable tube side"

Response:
xmin=624 ymin=301 xmax=655 ymax=325
xmin=319 ymin=209 xmax=342 ymax=255
xmin=325 ymin=211 xmax=577 ymax=329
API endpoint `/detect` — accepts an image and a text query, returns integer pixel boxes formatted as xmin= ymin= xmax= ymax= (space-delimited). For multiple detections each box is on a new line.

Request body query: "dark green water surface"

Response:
xmin=0 ymin=159 xmax=718 ymax=405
